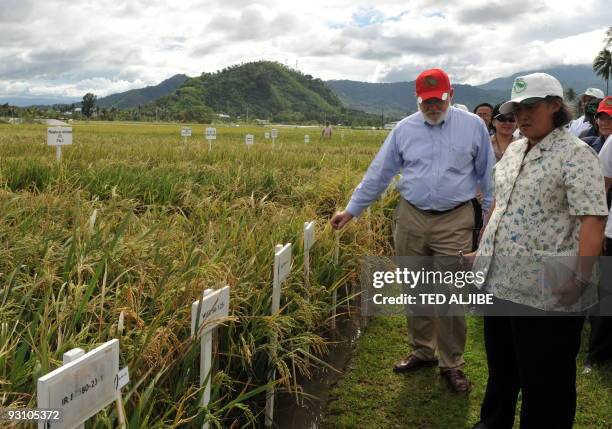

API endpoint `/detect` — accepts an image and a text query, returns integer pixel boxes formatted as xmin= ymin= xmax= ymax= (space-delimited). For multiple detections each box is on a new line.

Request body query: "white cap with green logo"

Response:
xmin=499 ymin=72 xmax=564 ymax=114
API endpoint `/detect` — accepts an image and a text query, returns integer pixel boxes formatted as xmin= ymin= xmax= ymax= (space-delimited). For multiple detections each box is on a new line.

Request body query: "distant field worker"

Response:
xmin=468 ymin=73 xmax=607 ymax=429
xmin=331 ymin=68 xmax=495 ymax=393
xmin=322 ymin=122 xmax=333 ymax=138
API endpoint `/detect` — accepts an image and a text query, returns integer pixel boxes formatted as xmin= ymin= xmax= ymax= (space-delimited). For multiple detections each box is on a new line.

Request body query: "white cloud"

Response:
xmin=0 ymin=0 xmax=609 ymax=100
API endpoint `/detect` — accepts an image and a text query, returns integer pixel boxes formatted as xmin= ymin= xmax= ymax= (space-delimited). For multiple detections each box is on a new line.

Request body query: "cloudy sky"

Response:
xmin=1 ymin=0 xmax=610 ymax=100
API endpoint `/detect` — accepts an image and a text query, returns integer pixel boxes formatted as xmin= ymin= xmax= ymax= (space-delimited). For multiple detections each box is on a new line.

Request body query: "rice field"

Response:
xmin=0 ymin=121 xmax=395 ymax=428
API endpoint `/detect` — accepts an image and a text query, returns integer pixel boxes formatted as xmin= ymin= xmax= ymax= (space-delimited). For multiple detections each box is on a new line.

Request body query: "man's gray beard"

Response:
xmin=418 ymin=102 xmax=449 ymax=125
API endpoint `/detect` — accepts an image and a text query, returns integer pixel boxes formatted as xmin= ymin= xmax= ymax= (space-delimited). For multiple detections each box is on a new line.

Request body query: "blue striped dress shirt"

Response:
xmin=346 ymin=107 xmax=495 ymax=217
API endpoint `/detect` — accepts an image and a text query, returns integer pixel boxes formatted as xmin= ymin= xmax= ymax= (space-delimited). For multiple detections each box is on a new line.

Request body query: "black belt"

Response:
xmin=406 ymin=199 xmax=470 ymax=215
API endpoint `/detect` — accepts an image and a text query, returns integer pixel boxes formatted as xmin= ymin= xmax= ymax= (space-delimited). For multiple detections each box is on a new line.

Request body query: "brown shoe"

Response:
xmin=393 ymin=354 xmax=438 ymax=373
xmin=440 ymin=368 xmax=472 ymax=393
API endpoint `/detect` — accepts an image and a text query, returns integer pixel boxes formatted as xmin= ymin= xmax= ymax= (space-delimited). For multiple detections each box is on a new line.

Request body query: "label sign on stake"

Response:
xmin=47 ymin=127 xmax=72 ymax=162
xmin=205 ymin=127 xmax=216 ymax=152
xmin=271 ymin=128 xmax=278 ymax=148
xmin=304 ymin=221 xmax=315 ymax=288
xmin=47 ymin=127 xmax=73 ymax=146
xmin=265 ymin=243 xmax=292 ymax=427
xmin=205 ymin=127 xmax=216 ymax=140
xmin=265 ymin=132 xmax=270 ymax=139
xmin=191 ymin=286 xmax=230 ymax=429
xmin=37 ymin=339 xmax=120 ymax=429
xmin=181 ymin=127 xmax=192 ymax=137
xmin=304 ymin=135 xmax=310 ymax=143
xmin=245 ymin=134 xmax=254 ymax=147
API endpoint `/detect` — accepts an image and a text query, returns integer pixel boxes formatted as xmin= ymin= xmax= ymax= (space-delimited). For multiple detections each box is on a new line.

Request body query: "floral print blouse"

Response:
xmin=474 ymin=128 xmax=608 ymax=311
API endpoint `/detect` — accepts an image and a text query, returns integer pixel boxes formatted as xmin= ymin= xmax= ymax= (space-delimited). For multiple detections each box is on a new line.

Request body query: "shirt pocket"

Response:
xmin=449 ymin=145 xmax=473 ymax=172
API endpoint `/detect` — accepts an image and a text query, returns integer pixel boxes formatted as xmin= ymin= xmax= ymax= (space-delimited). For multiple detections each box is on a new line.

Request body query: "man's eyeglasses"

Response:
xmin=494 ymin=115 xmax=516 ymax=123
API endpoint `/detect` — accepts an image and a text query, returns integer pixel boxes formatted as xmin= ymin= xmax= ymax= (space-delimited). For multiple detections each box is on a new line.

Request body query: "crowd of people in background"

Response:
xmin=331 ymin=68 xmax=612 ymax=429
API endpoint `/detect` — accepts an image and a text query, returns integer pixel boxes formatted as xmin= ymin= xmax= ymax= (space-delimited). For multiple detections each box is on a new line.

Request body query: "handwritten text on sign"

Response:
xmin=37 ymin=339 xmax=119 ymax=429
xmin=245 ymin=134 xmax=254 ymax=145
xmin=191 ymin=286 xmax=230 ymax=337
xmin=47 ymin=127 xmax=72 ymax=146
xmin=206 ymin=128 xmax=216 ymax=140
xmin=181 ymin=127 xmax=192 ymax=137
xmin=271 ymin=129 xmax=278 ymax=138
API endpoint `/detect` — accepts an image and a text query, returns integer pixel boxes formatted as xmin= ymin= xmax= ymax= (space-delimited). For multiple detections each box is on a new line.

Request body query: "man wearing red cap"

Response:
xmin=331 ymin=68 xmax=495 ymax=393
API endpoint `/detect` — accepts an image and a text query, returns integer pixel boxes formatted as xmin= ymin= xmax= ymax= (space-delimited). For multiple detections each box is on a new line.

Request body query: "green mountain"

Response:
xmin=477 ymin=64 xmax=605 ymax=95
xmin=152 ymin=61 xmax=380 ymax=124
xmin=326 ymin=80 xmax=507 ymax=117
xmin=97 ymin=74 xmax=188 ymax=108
xmin=325 ymin=65 xmax=605 ymax=118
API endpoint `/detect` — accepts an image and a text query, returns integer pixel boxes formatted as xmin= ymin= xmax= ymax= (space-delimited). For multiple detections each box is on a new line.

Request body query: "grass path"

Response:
xmin=324 ymin=316 xmax=612 ymax=429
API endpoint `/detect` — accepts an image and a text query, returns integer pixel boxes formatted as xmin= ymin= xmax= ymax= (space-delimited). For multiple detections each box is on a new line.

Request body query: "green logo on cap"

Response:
xmin=607 ymin=99 xmax=612 ymax=106
xmin=425 ymin=76 xmax=438 ymax=88
xmin=513 ymin=78 xmax=527 ymax=94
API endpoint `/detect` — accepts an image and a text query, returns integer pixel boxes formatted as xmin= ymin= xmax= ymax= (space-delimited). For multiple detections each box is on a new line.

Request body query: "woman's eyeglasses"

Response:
xmin=494 ymin=115 xmax=516 ymax=123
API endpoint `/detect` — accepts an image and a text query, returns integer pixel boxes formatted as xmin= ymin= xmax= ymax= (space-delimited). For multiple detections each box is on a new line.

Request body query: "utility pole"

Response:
xmin=246 ymin=106 xmax=249 ymax=124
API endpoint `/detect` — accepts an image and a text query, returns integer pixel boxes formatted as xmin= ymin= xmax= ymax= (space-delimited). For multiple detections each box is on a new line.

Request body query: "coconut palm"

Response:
xmin=593 ymin=48 xmax=612 ymax=95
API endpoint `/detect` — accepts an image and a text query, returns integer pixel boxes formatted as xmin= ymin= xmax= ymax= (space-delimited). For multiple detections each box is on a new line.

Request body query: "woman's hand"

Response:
xmin=552 ymin=277 xmax=584 ymax=307
xmin=460 ymin=251 xmax=477 ymax=269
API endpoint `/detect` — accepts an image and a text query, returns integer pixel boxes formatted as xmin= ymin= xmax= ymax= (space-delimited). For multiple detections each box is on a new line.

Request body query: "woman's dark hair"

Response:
xmin=489 ymin=103 xmax=503 ymax=133
xmin=545 ymin=96 xmax=572 ymax=128
xmin=473 ymin=102 xmax=493 ymax=114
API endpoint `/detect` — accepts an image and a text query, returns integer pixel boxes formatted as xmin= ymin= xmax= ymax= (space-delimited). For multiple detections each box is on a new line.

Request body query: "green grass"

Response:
xmin=324 ymin=316 xmax=612 ymax=429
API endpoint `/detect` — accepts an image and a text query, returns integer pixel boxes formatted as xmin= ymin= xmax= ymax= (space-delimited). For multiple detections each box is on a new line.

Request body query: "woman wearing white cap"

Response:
xmin=467 ymin=73 xmax=608 ymax=429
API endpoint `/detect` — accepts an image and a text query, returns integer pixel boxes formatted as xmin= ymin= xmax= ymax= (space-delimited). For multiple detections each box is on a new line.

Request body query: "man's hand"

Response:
xmin=330 ymin=211 xmax=354 ymax=230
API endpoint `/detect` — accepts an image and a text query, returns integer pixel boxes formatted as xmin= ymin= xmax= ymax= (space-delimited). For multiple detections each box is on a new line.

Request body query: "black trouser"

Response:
xmin=587 ymin=238 xmax=612 ymax=364
xmin=480 ymin=300 xmax=584 ymax=429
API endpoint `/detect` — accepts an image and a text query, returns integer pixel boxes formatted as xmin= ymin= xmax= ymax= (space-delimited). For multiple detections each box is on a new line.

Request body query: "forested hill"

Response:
xmin=152 ymin=61 xmax=381 ymax=123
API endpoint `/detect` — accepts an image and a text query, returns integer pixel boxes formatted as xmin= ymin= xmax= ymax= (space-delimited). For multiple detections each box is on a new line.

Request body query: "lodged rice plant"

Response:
xmin=0 ymin=122 xmax=395 ymax=427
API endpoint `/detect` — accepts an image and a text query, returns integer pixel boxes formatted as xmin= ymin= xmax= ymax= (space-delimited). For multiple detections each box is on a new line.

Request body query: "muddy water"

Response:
xmin=274 ymin=317 xmax=363 ymax=429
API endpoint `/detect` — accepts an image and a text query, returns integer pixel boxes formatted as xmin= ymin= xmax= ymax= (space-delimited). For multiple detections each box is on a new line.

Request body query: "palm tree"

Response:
xmin=593 ymin=48 xmax=612 ymax=95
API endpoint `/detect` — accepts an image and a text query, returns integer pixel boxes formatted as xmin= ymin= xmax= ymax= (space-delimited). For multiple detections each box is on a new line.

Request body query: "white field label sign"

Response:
xmin=265 ymin=132 xmax=270 ymax=139
xmin=271 ymin=129 xmax=278 ymax=138
xmin=304 ymin=135 xmax=310 ymax=143
xmin=181 ymin=127 xmax=192 ymax=137
xmin=191 ymin=286 xmax=230 ymax=337
xmin=304 ymin=222 xmax=315 ymax=253
xmin=37 ymin=339 xmax=120 ymax=429
xmin=206 ymin=127 xmax=216 ymax=140
xmin=245 ymin=134 xmax=254 ymax=145
xmin=275 ymin=244 xmax=292 ymax=287
xmin=47 ymin=127 xmax=72 ymax=146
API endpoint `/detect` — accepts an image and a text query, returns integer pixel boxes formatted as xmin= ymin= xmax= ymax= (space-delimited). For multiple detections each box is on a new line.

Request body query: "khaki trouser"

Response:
xmin=392 ymin=197 xmax=474 ymax=369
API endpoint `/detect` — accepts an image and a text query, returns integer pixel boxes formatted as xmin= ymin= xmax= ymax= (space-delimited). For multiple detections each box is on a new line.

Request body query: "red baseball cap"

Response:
xmin=596 ymin=96 xmax=612 ymax=117
xmin=415 ymin=68 xmax=451 ymax=103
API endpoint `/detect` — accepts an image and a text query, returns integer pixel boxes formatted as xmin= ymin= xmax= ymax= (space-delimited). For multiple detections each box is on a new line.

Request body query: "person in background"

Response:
xmin=568 ymin=87 xmax=605 ymax=136
xmin=321 ymin=122 xmax=333 ymax=138
xmin=331 ymin=68 xmax=495 ymax=393
xmin=582 ymin=97 xmax=612 ymax=152
xmin=469 ymin=73 xmax=607 ymax=429
xmin=584 ymin=97 xmax=612 ymax=368
xmin=472 ymin=103 xmax=518 ymax=249
xmin=578 ymin=99 xmax=603 ymax=140
xmin=490 ymin=103 xmax=518 ymax=161
xmin=474 ymin=102 xmax=494 ymax=134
